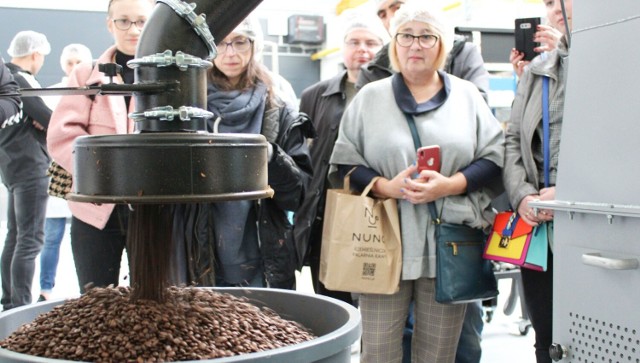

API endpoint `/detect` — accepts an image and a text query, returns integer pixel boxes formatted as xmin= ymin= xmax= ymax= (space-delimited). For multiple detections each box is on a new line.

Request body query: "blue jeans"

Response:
xmin=1 ymin=177 xmax=49 ymax=310
xmin=456 ymin=301 xmax=484 ymax=363
xmin=215 ymin=265 xmax=265 ymax=288
xmin=39 ymin=217 xmax=67 ymax=293
xmin=403 ymin=300 xmax=484 ymax=363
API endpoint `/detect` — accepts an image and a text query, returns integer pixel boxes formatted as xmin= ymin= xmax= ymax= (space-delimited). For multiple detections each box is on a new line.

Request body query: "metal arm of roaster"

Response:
xmin=1 ymin=62 xmax=180 ymax=99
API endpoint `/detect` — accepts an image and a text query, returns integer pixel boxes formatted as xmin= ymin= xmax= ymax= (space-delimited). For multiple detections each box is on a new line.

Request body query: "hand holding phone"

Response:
xmin=417 ymin=145 xmax=440 ymax=172
xmin=515 ymin=17 xmax=541 ymax=61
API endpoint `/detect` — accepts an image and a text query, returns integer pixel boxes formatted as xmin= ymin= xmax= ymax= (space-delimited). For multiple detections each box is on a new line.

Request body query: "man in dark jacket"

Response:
xmin=0 ymin=31 xmax=52 ymax=310
xmin=0 ymin=59 xmax=20 ymax=126
xmin=293 ymin=12 xmax=388 ymax=306
xmin=356 ymin=2 xmax=490 ymax=363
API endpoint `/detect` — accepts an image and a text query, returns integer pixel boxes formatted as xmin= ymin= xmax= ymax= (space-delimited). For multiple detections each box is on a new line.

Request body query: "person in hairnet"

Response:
xmin=0 ymin=30 xmax=52 ymax=311
xmin=294 ymin=10 xmax=387 ymax=307
xmin=38 ymin=43 xmax=93 ymax=303
xmin=47 ymin=0 xmax=154 ymax=294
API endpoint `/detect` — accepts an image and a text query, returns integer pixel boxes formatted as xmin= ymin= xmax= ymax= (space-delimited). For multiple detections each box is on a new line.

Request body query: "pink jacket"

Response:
xmin=47 ymin=46 xmax=135 ymax=229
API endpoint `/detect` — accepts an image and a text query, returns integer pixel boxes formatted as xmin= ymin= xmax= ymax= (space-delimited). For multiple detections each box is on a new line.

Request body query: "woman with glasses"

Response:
xmin=192 ymin=17 xmax=312 ymax=289
xmin=329 ymin=1 xmax=504 ymax=361
xmin=504 ymin=1 xmax=573 ymax=362
xmin=47 ymin=0 xmax=154 ymax=294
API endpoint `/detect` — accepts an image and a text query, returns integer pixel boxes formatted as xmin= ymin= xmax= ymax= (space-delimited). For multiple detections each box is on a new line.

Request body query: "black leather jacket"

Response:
xmin=293 ymin=70 xmax=348 ymax=268
xmin=177 ymin=95 xmax=314 ymax=289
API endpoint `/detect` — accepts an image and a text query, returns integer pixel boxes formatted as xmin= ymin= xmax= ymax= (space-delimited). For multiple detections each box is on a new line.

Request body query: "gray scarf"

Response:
xmin=206 ymin=81 xmax=268 ymax=134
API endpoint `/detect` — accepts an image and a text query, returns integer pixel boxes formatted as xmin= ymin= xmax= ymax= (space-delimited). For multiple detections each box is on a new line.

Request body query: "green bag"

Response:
xmin=434 ymin=220 xmax=498 ymax=304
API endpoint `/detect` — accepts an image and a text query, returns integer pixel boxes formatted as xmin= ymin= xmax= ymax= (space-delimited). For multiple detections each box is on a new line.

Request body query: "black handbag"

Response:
xmin=431 ymin=203 xmax=498 ymax=304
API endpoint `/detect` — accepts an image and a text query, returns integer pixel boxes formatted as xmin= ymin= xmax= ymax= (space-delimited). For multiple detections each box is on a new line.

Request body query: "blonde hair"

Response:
xmin=388 ymin=0 xmax=452 ymax=72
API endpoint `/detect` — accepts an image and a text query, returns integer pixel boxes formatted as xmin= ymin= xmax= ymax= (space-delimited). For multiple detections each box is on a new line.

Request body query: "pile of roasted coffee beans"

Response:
xmin=0 ymin=286 xmax=316 ymax=362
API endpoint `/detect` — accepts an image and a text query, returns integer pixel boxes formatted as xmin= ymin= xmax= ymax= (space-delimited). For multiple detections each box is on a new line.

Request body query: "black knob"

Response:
xmin=98 ymin=63 xmax=123 ymax=84
xmin=549 ymin=343 xmax=567 ymax=361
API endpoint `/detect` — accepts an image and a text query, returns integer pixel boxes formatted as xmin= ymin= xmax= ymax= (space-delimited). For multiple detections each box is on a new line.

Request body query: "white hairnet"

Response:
xmin=389 ymin=0 xmax=454 ymax=54
xmin=341 ymin=8 xmax=390 ymax=43
xmin=231 ymin=16 xmax=264 ymax=59
xmin=60 ymin=44 xmax=93 ymax=72
xmin=7 ymin=30 xmax=51 ymax=58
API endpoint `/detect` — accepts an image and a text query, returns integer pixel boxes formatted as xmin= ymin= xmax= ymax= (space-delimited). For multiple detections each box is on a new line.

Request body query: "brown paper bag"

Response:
xmin=319 ymin=175 xmax=402 ymax=294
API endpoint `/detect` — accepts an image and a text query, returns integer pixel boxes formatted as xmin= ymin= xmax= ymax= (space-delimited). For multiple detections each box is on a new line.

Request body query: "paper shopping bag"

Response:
xmin=523 ymin=222 xmax=550 ymax=271
xmin=483 ymin=212 xmax=533 ymax=265
xmin=319 ymin=176 xmax=402 ymax=294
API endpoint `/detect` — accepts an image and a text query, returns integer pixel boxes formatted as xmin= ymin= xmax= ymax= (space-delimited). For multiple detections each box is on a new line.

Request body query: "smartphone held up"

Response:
xmin=515 ymin=17 xmax=541 ymax=61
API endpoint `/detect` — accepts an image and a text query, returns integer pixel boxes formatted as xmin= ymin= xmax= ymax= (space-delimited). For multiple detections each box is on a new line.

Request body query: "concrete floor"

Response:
xmin=1 ymin=221 xmax=536 ymax=362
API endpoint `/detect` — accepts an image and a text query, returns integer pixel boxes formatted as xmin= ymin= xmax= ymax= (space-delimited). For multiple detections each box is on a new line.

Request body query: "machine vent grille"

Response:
xmin=568 ymin=312 xmax=640 ymax=362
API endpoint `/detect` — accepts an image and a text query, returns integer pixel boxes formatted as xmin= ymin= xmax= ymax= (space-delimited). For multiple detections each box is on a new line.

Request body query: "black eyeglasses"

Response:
xmin=217 ymin=38 xmax=253 ymax=54
xmin=112 ymin=18 xmax=146 ymax=31
xmin=395 ymin=33 xmax=439 ymax=49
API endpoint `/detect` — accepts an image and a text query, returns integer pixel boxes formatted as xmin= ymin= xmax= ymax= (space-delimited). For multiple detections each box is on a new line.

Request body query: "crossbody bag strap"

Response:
xmin=402 ymin=112 xmax=440 ymax=222
xmin=542 ymin=76 xmax=550 ymax=188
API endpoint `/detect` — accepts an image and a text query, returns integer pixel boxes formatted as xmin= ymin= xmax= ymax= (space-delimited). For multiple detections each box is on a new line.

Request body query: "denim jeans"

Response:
xmin=455 ymin=301 xmax=484 ymax=363
xmin=39 ymin=217 xmax=67 ymax=294
xmin=402 ymin=300 xmax=484 ymax=363
xmin=1 ymin=177 xmax=49 ymax=310
xmin=215 ymin=265 xmax=265 ymax=288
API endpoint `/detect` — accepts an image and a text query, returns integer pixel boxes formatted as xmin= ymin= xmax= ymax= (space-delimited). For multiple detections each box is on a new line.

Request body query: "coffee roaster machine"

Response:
xmin=529 ymin=0 xmax=640 ymax=361
xmin=0 ymin=0 xmax=361 ymax=361
xmin=70 ymin=0 xmax=275 ymax=203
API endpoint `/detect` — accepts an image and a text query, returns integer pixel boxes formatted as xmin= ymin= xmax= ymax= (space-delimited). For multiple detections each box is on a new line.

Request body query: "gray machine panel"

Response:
xmin=558 ymin=12 xmax=640 ymax=205
xmin=547 ymin=0 xmax=640 ymax=362
xmin=554 ymin=212 xmax=640 ymax=362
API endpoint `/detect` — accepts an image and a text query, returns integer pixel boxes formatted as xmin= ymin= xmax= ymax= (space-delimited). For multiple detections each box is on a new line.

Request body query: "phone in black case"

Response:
xmin=515 ymin=17 xmax=541 ymax=61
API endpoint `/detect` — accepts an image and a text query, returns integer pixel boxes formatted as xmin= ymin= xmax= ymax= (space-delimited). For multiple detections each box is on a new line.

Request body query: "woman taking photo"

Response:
xmin=503 ymin=0 xmax=573 ymax=362
xmin=329 ymin=1 xmax=504 ymax=361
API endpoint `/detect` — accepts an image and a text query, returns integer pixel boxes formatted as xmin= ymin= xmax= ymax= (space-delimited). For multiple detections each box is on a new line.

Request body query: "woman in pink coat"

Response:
xmin=47 ymin=0 xmax=154 ymax=293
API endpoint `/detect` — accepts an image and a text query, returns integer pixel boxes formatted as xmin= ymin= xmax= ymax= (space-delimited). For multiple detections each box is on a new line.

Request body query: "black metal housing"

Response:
xmin=69 ymin=133 xmax=272 ymax=203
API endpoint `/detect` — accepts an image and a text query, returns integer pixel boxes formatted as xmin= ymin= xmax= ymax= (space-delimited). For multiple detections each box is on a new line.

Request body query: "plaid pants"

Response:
xmin=360 ymin=278 xmax=466 ymax=363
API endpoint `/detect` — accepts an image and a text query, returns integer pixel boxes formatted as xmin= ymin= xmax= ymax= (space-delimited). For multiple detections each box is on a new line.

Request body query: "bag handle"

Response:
xmin=502 ymin=213 xmax=519 ymax=237
xmin=542 ymin=76 xmax=550 ymax=188
xmin=342 ymin=168 xmax=354 ymax=192
xmin=342 ymin=167 xmax=381 ymax=197
xmin=361 ymin=176 xmax=382 ymax=197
